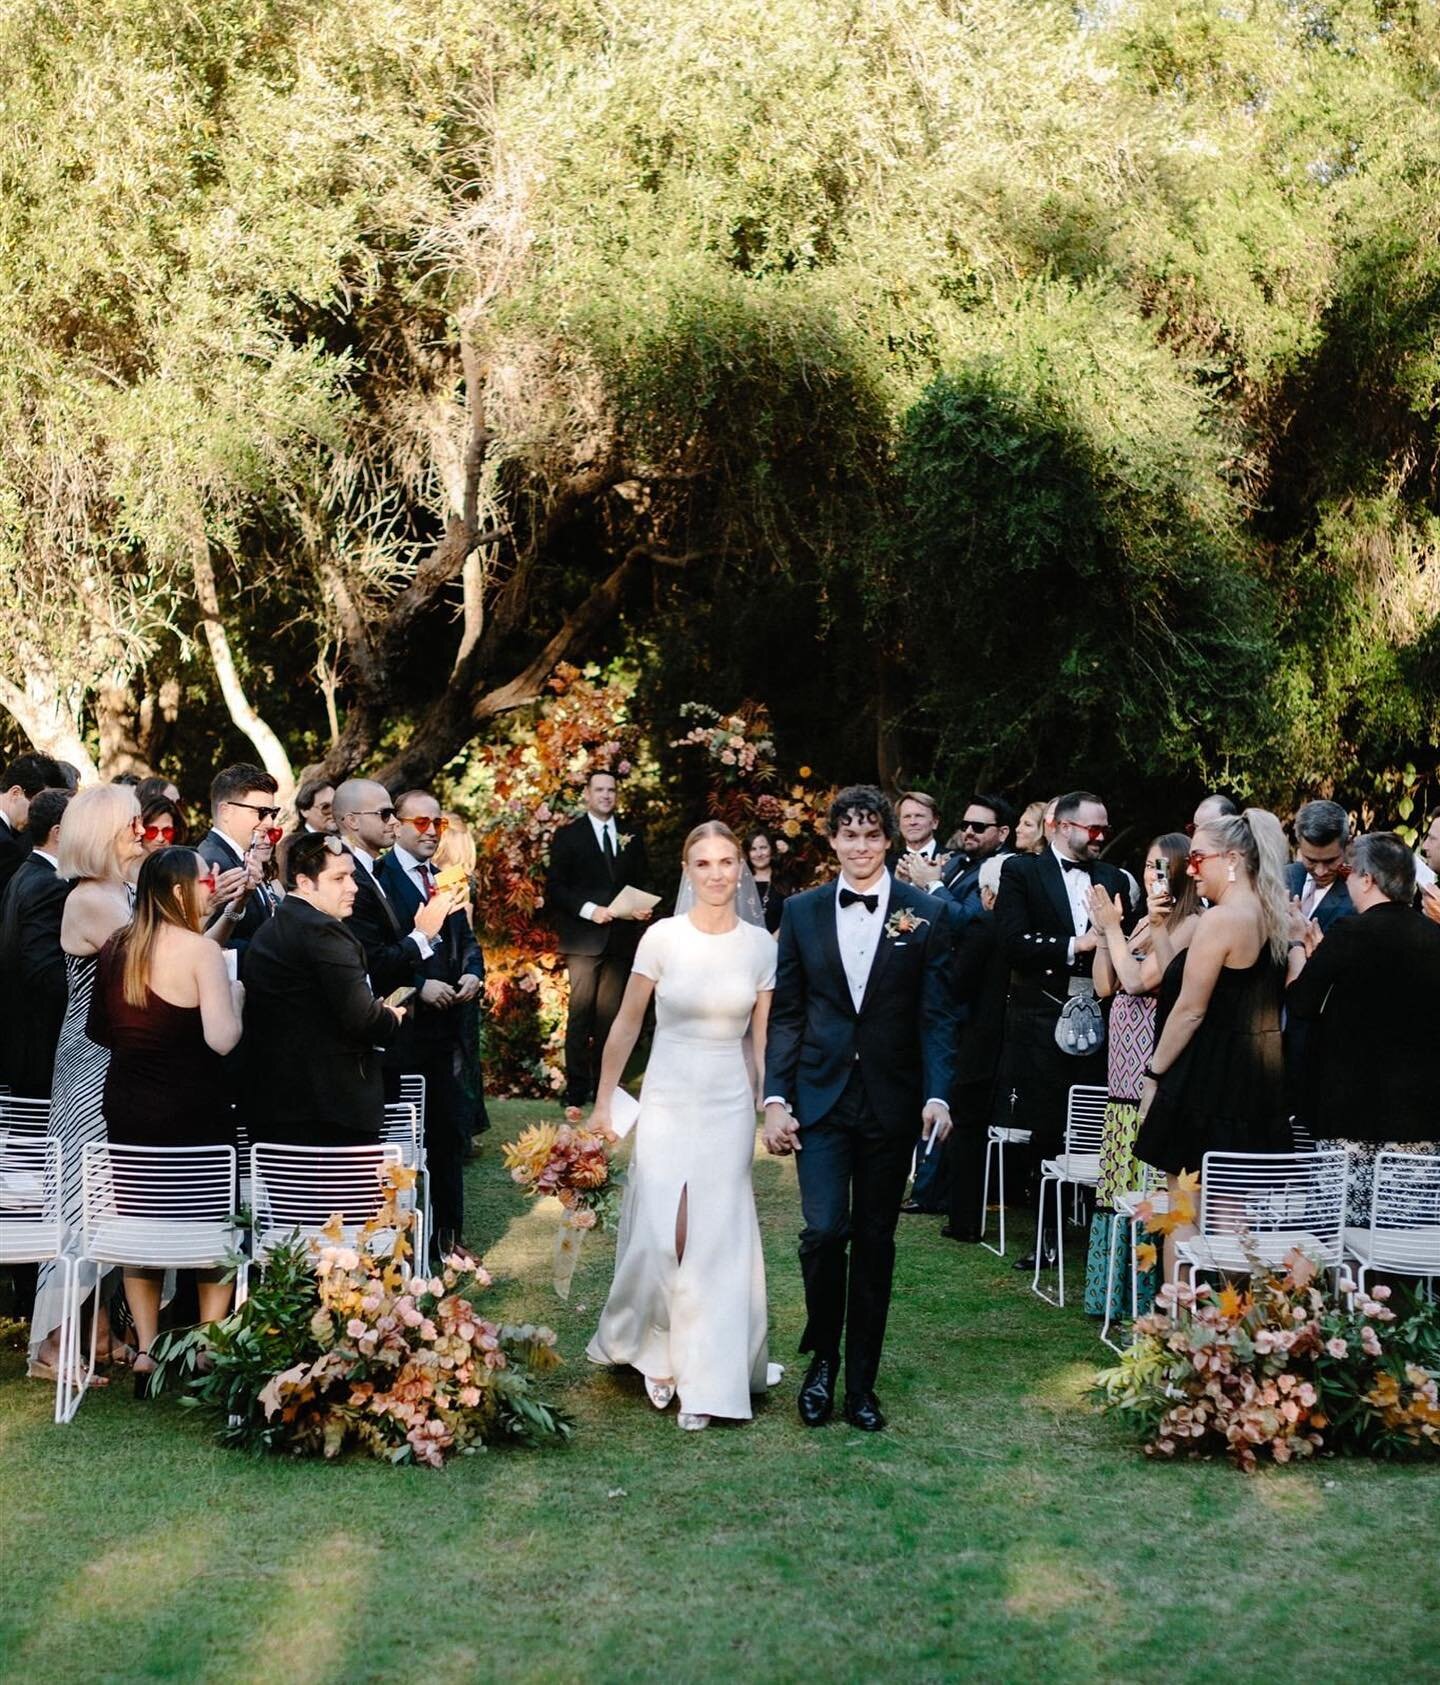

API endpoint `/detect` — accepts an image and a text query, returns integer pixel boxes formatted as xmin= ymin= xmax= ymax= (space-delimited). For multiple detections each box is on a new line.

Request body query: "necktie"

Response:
xmin=418 ymin=863 xmax=435 ymax=903
xmin=1301 ymin=877 xmax=1317 ymax=920
xmin=602 ymin=825 xmax=615 ymax=863
xmin=839 ymin=888 xmax=878 ymax=913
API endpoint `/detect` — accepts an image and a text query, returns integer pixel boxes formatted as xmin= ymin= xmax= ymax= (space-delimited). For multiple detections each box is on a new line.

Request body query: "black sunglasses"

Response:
xmin=959 ymin=817 xmax=997 ymax=833
xmin=227 ymin=800 xmax=281 ymax=822
xmin=353 ymin=807 xmax=396 ymax=822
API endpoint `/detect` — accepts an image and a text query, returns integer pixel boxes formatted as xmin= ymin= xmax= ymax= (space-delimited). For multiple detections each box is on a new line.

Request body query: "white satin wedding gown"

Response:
xmin=587 ymin=913 xmax=776 ymax=1419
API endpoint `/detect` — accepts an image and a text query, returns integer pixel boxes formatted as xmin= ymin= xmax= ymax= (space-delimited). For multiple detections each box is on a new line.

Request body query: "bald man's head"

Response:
xmin=333 ymin=779 xmax=397 ymax=857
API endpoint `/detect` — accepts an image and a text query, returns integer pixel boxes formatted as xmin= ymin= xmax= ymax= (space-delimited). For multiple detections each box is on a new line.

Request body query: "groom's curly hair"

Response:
xmin=826 ymin=784 xmax=895 ymax=839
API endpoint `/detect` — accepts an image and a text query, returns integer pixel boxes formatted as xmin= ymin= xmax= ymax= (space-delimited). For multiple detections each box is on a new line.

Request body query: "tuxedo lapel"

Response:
xmin=812 ymin=887 xmax=855 ymax=1018
xmin=1040 ymin=848 xmax=1076 ymax=933
xmin=859 ymin=878 xmax=914 ymax=1012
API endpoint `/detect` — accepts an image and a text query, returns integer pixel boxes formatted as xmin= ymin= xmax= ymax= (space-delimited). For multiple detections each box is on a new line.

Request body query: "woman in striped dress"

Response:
xmin=27 ymin=785 xmax=144 ymax=1381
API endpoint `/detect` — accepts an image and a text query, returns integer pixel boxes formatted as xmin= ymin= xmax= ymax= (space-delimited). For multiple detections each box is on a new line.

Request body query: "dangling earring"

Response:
xmin=1226 ymin=863 xmax=1237 ymax=883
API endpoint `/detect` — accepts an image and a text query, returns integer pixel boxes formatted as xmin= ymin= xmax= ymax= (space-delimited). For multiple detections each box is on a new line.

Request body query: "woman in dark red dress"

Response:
xmin=87 ymin=849 xmax=245 ymax=1391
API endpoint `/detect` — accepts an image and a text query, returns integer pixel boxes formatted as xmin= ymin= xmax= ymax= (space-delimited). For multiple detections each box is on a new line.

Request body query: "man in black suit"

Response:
xmin=933 ymin=794 xmax=1015 ymax=931
xmin=333 ymin=779 xmax=454 ymax=998
xmin=544 ymin=768 xmax=652 ymax=1107
xmin=1287 ymin=832 xmax=1440 ymax=1146
xmin=1286 ymin=799 xmax=1356 ymax=934
xmin=377 ymin=790 xmax=485 ymax=1257
xmin=0 ymin=788 xmax=74 ymax=1095
xmin=994 ymin=789 xmax=1131 ymax=1269
xmin=889 ymin=790 xmax=959 ymax=893
xmin=762 ymin=785 xmax=957 ymax=1432
xmin=0 ymin=753 xmax=65 ymax=897
xmin=199 ymin=763 xmax=283 ymax=953
xmin=240 ymin=833 xmax=404 ymax=1143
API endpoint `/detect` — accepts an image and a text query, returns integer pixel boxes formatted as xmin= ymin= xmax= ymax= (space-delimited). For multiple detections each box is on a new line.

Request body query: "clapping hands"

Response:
xmin=1087 ymin=885 xmax=1125 ymax=935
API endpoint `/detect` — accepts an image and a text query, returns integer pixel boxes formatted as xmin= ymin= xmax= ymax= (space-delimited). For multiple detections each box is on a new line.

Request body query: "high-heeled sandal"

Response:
xmin=644 ymin=1376 xmax=676 ymax=1410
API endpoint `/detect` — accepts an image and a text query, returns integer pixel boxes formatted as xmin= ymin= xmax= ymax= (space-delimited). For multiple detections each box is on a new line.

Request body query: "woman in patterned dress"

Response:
xmin=1082 ymin=836 xmax=1200 ymax=1317
xmin=27 ymin=785 xmax=145 ymax=1381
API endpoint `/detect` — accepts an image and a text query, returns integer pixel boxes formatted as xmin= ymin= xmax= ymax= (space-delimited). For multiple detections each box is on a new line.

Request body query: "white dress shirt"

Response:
xmin=353 ymin=844 xmax=432 ymax=959
xmin=1053 ymin=847 xmax=1093 ymax=965
xmin=1299 ymin=875 xmax=1333 ymax=921
xmin=835 ymin=871 xmax=891 ymax=1012
xmin=580 ymin=812 xmax=622 ymax=922
xmin=32 ymin=847 xmax=59 ymax=870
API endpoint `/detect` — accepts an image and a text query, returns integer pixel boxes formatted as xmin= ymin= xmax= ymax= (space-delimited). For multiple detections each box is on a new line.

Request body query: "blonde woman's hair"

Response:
xmin=1196 ymin=807 xmax=1292 ymax=963
xmin=56 ymin=784 xmax=139 ymax=883
xmin=432 ymin=812 xmax=477 ymax=876
xmin=111 ymin=848 xmax=205 ymax=1007
xmin=681 ymin=819 xmax=740 ymax=864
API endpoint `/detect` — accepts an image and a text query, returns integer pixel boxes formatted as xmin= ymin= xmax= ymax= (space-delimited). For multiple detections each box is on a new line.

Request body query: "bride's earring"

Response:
xmin=1226 ymin=863 xmax=1237 ymax=882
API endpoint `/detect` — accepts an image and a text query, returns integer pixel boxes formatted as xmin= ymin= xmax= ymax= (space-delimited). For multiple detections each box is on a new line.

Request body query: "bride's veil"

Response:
xmin=675 ymin=861 xmax=768 ymax=928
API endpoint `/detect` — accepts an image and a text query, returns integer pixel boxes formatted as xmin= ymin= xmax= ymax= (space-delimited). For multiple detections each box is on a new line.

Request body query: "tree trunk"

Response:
xmin=192 ymin=541 xmax=296 ymax=803
xmin=0 ymin=667 xmax=100 ymax=783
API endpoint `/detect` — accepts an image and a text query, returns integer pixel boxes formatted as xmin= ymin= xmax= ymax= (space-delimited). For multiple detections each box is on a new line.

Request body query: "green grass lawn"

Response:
xmin=2 ymin=1098 xmax=1436 ymax=1685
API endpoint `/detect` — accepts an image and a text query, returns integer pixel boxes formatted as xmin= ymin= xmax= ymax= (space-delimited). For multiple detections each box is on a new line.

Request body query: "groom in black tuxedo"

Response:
xmin=763 ymin=785 xmax=957 ymax=1432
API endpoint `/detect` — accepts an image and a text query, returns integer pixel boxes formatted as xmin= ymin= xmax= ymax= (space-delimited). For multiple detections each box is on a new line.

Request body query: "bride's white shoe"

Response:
xmin=644 ymin=1376 xmax=676 ymax=1410
xmin=677 ymin=1412 xmax=711 ymax=1431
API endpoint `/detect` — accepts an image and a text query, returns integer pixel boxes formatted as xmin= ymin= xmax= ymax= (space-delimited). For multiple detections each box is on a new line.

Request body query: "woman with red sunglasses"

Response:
xmin=139 ymin=794 xmax=186 ymax=855
xmin=1134 ymin=809 xmax=1294 ymax=1278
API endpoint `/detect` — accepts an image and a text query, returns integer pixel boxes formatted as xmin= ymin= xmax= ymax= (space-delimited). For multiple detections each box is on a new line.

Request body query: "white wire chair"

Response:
xmin=979 ymin=1123 xmax=1032 ymax=1258
xmin=75 ymin=1143 xmax=246 ymax=1420
xmin=0 ymin=1094 xmax=53 ymax=1132
xmin=1030 ymin=1085 xmax=1107 ymax=1307
xmin=0 ymin=1131 xmax=74 ymax=1422
xmin=1344 ymin=1150 xmax=1440 ymax=1295
xmin=249 ymin=1141 xmax=418 ymax=1270
xmin=381 ymin=1101 xmax=430 ymax=1251
xmin=1175 ymin=1149 xmax=1349 ymax=1288
xmin=1098 ymin=1163 xmax=1166 ymax=1354
xmin=397 ymin=1074 xmax=426 ymax=1132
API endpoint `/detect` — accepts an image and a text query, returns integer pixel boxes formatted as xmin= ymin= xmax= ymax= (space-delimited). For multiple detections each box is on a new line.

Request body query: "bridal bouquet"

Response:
xmin=501 ymin=1110 xmax=622 ymax=1298
xmin=152 ymin=1165 xmax=571 ymax=1466
xmin=1093 ymin=1247 xmax=1440 ymax=1471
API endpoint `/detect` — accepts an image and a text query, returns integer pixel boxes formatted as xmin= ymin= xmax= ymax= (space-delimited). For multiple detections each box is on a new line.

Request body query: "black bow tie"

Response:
xmin=839 ymin=887 xmax=879 ymax=913
xmin=1061 ymin=858 xmax=1090 ymax=875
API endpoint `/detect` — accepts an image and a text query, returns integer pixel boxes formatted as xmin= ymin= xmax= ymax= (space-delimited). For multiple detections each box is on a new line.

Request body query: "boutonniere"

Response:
xmin=884 ymin=907 xmax=928 ymax=939
xmin=618 ymin=832 xmax=633 ymax=850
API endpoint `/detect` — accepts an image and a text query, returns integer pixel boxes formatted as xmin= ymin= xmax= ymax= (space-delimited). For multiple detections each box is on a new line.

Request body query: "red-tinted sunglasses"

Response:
xmin=142 ymin=824 xmax=176 ymax=844
xmin=195 ymin=871 xmax=219 ymax=893
xmin=406 ymin=815 xmax=450 ymax=836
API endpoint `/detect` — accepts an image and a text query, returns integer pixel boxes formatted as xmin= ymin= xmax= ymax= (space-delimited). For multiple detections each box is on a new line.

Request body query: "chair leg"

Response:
xmin=1055 ymin=1178 xmax=1067 ymax=1309
xmin=1099 ymin=1213 xmax=1123 ymax=1352
xmin=54 ymin=1256 xmax=76 ymax=1425
xmin=978 ymin=1137 xmax=993 ymax=1245
xmin=997 ymin=1144 xmax=1006 ymax=1257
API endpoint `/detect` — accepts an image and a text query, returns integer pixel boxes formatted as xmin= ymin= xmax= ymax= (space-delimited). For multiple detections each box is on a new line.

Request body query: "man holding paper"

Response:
xmin=545 ymin=767 xmax=654 ymax=1107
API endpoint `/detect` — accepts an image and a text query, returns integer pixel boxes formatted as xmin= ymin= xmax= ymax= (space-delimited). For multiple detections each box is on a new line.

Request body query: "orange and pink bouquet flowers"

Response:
xmin=502 ymin=1110 xmax=623 ymax=1296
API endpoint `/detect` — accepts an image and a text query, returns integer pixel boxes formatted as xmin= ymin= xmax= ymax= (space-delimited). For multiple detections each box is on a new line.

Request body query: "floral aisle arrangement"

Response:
xmin=151 ymin=1168 xmax=570 ymax=1465
xmin=1093 ymin=1248 xmax=1440 ymax=1471
xmin=501 ymin=1111 xmax=622 ymax=1298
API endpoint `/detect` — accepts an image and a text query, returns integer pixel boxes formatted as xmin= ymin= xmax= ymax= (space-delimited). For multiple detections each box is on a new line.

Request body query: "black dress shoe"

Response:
xmin=797 ymin=1355 xmax=837 ymax=1427
xmin=843 ymin=1392 xmax=886 ymax=1432
xmin=940 ymin=1226 xmax=981 ymax=1243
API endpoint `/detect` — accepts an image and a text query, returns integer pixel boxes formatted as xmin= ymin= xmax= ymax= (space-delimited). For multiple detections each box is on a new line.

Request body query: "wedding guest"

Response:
xmin=0 ymin=788 xmax=74 ymax=1096
xmin=291 ymin=777 xmax=337 ymax=836
xmin=1189 ymin=793 xmax=1238 ymax=835
xmin=1135 ymin=809 xmax=1293 ymax=1278
xmin=544 ymin=767 xmax=652 ymax=1108
xmin=745 ymin=831 xmax=788 ymax=934
xmin=892 ymin=791 xmax=958 ymax=892
xmin=1286 ymin=798 xmax=1355 ymax=931
xmin=941 ymin=854 xmax=1010 ymax=1243
xmin=1286 ymin=832 xmax=1440 ymax=1223
xmin=240 ymin=832 xmax=403 ymax=1146
xmin=333 ymin=779 xmax=453 ymax=997
xmin=135 ymin=775 xmax=183 ymax=809
xmin=28 ymin=784 xmax=145 ymax=1384
xmin=994 ymin=790 xmax=1131 ymax=1270
xmin=0 ymin=752 xmax=66 ymax=894
xmin=378 ymin=791 xmax=485 ymax=1255
xmin=433 ymin=811 xmax=491 ymax=1139
xmin=199 ymin=763 xmax=282 ymax=952
xmin=139 ymin=792 xmax=185 ymax=854
xmin=1013 ymin=801 xmax=1047 ymax=856
xmin=87 ymin=848 xmax=245 ymax=1396
xmin=1081 ymin=834 xmax=1200 ymax=1316
xmin=934 ymin=794 xmax=1015 ymax=928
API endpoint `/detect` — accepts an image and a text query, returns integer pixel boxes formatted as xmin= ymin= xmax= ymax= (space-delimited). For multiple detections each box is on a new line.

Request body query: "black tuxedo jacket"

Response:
xmin=199 ymin=829 xmax=277 ymax=953
xmin=345 ymin=853 xmax=426 ymax=997
xmin=1286 ymin=900 xmax=1440 ymax=1141
xmin=376 ymin=851 xmax=484 ymax=1052
xmin=544 ymin=815 xmax=649 ymax=958
xmin=995 ymin=846 xmax=1131 ymax=1001
xmin=0 ymin=816 xmax=31 ymax=898
xmin=1285 ymin=862 xmax=1356 ymax=933
xmin=0 ymin=854 xmax=71 ymax=1095
xmin=239 ymin=896 xmax=400 ymax=1138
xmin=763 ymin=875 xmax=957 ymax=1132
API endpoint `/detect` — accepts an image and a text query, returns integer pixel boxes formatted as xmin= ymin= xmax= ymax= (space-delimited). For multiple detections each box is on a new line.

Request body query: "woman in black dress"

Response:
xmin=1135 ymin=809 xmax=1294 ymax=1278
xmin=87 ymin=848 xmax=245 ymax=1392
xmin=745 ymin=831 xmax=787 ymax=935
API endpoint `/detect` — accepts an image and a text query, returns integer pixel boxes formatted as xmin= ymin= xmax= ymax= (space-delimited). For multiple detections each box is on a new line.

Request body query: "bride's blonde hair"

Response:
xmin=681 ymin=820 xmax=740 ymax=865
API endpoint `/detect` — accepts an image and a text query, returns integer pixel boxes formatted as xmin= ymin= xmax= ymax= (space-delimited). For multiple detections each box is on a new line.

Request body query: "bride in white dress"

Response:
xmin=587 ymin=821 xmax=777 ymax=1429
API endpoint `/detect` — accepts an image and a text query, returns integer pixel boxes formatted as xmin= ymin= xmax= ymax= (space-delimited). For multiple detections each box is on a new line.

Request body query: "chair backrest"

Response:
xmin=1198 ymin=1149 xmax=1349 ymax=1268
xmin=397 ymin=1074 xmax=426 ymax=1129
xmin=0 ymin=1133 xmax=63 ymax=1262
xmin=0 ymin=1094 xmax=53 ymax=1136
xmin=250 ymin=1141 xmax=402 ymax=1251
xmin=80 ymin=1143 xmax=241 ymax=1266
xmin=381 ymin=1102 xmax=422 ymax=1166
xmin=1367 ymin=1151 xmax=1440 ymax=1274
xmin=1064 ymin=1085 xmax=1108 ymax=1156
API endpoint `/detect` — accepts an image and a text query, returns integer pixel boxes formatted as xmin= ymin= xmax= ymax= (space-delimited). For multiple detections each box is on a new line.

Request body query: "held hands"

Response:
xmin=1087 ymin=886 xmax=1124 ymax=935
xmin=762 ymin=1102 xmax=802 ymax=1156
xmin=921 ymin=1100 xmax=952 ymax=1147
